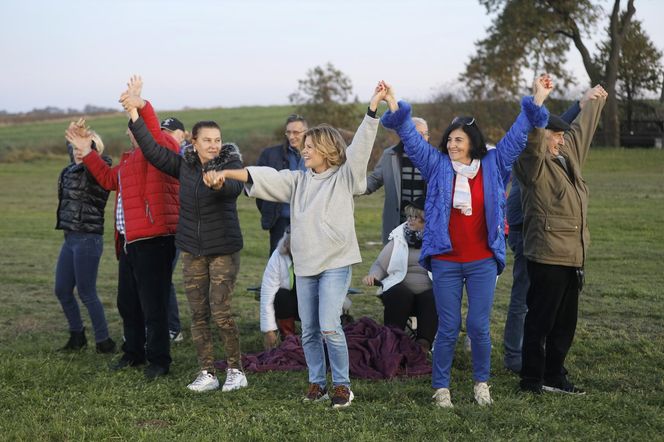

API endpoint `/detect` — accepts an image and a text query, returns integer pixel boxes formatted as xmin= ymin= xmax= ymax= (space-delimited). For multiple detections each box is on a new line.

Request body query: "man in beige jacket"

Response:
xmin=514 ymin=85 xmax=607 ymax=395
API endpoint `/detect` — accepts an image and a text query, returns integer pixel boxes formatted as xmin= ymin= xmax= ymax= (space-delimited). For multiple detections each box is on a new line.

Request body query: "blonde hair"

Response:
xmin=91 ymin=131 xmax=105 ymax=155
xmin=404 ymin=204 xmax=424 ymax=221
xmin=303 ymin=124 xmax=347 ymax=168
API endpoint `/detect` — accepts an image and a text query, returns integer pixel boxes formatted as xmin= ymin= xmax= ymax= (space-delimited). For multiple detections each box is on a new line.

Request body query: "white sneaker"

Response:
xmin=432 ymin=388 xmax=453 ymax=408
xmin=187 ymin=370 xmax=219 ymax=392
xmin=474 ymin=382 xmax=493 ymax=406
xmin=222 ymin=368 xmax=248 ymax=392
xmin=170 ymin=330 xmax=184 ymax=343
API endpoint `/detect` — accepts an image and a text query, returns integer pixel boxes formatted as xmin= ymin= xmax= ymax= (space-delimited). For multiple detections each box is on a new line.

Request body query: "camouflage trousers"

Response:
xmin=182 ymin=251 xmax=241 ymax=371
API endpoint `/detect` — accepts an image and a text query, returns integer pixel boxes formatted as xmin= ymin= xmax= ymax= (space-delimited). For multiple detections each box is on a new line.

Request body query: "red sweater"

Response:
xmin=434 ymin=167 xmax=493 ymax=263
xmin=83 ymin=101 xmax=180 ymax=256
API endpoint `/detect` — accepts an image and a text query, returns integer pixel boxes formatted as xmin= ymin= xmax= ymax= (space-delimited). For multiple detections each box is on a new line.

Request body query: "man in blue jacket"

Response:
xmin=256 ymin=114 xmax=308 ymax=255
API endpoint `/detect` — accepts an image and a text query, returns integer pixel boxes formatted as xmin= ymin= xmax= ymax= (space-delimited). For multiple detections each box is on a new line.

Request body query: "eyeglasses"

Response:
xmin=451 ymin=116 xmax=475 ymax=126
xmin=285 ymin=130 xmax=305 ymax=137
xmin=407 ymin=215 xmax=424 ymax=222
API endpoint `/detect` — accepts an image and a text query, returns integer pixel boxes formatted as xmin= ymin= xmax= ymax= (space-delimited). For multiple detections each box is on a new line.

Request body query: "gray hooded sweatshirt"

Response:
xmin=246 ymin=114 xmax=379 ymax=276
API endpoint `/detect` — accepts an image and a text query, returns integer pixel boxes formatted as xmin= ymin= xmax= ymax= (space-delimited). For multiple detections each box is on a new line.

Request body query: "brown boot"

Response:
xmin=277 ymin=318 xmax=296 ymax=339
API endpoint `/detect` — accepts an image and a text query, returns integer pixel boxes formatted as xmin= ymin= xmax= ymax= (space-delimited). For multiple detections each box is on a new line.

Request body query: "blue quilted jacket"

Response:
xmin=380 ymin=97 xmax=548 ymax=274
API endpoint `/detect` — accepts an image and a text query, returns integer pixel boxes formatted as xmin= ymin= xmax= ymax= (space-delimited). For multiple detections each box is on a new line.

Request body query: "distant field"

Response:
xmin=0 ymin=149 xmax=663 ymax=440
xmin=0 ymin=105 xmax=297 ymax=163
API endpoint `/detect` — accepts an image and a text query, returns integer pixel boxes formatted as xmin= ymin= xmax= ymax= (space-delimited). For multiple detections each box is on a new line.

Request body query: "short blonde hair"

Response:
xmin=404 ymin=203 xmax=424 ymax=221
xmin=303 ymin=124 xmax=347 ymax=168
xmin=91 ymin=131 xmax=105 ymax=155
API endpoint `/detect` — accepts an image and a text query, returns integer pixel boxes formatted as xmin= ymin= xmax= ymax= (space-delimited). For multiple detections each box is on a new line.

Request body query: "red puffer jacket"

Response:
xmin=83 ymin=100 xmax=180 ymax=257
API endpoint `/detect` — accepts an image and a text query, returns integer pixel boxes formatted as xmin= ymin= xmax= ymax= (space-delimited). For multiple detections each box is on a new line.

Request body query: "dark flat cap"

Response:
xmin=546 ymin=114 xmax=571 ymax=132
xmin=406 ymin=196 xmax=426 ymax=211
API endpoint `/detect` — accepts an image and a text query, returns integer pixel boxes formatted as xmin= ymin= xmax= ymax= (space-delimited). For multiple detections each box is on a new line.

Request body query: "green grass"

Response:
xmin=1 ymin=149 xmax=663 ymax=440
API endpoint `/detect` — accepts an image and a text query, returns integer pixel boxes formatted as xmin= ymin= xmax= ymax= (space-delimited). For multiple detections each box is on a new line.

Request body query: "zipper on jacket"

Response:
xmin=195 ymin=172 xmax=203 ymax=256
xmin=145 ymin=200 xmax=154 ymax=224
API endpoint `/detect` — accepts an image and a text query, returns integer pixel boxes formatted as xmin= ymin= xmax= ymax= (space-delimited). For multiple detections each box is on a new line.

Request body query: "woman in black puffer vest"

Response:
xmin=55 ymin=129 xmax=115 ymax=353
xmin=128 ymin=110 xmax=246 ymax=393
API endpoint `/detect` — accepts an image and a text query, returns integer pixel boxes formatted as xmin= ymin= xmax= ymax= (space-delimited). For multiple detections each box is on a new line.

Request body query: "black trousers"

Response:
xmin=273 ymin=287 xmax=299 ymax=320
xmin=269 ymin=217 xmax=290 ymax=257
xmin=118 ymin=235 xmax=175 ymax=367
xmin=382 ymin=283 xmax=437 ymax=344
xmin=521 ymin=260 xmax=580 ymax=387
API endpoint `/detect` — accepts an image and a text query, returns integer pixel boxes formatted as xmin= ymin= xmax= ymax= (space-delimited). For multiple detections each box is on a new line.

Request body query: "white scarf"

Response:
xmin=451 ymin=159 xmax=481 ymax=216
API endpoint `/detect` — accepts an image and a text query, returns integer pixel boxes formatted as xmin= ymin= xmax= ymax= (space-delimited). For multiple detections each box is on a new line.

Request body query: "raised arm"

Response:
xmin=344 ymin=82 xmax=384 ymax=190
xmin=565 ymin=85 xmax=608 ymax=166
xmin=128 ymin=117 xmax=182 ymax=178
xmin=381 ymin=100 xmax=439 ymax=181
xmin=66 ymin=121 xmax=119 ymax=190
xmin=121 ymin=75 xmax=179 ymax=153
xmin=495 ymin=74 xmax=552 ymax=180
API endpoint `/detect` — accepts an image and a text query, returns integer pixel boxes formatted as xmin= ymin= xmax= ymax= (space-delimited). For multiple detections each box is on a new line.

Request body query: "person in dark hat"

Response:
xmin=502 ymin=100 xmax=584 ymax=374
xmin=159 ymin=116 xmax=187 ymax=343
xmin=161 ymin=117 xmax=189 ymax=155
xmin=514 ymin=84 xmax=608 ymax=395
xmin=362 ymin=197 xmax=437 ymax=353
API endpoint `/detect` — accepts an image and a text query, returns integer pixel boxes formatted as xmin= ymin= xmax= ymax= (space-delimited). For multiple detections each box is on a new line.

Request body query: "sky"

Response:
xmin=1 ymin=0 xmax=663 ymax=113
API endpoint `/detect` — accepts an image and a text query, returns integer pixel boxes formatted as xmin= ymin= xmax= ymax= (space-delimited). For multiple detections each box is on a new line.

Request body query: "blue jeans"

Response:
xmin=296 ymin=266 xmax=352 ymax=388
xmin=54 ymin=231 xmax=110 ymax=342
xmin=503 ymin=230 xmax=529 ymax=372
xmin=168 ymin=248 xmax=181 ymax=333
xmin=431 ymin=258 xmax=497 ymax=388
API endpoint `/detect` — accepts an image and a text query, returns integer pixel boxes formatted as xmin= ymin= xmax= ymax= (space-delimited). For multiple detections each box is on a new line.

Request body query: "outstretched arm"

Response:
xmin=380 ymin=89 xmax=439 ymax=180
xmin=119 ymin=75 xmax=179 ymax=153
xmin=66 ymin=120 xmax=119 ymax=190
xmin=495 ymin=74 xmax=552 ymax=179
xmin=566 ymin=85 xmax=608 ymax=166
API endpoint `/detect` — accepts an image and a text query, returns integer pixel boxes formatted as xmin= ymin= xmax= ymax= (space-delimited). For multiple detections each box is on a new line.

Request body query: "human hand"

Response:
xmin=382 ymin=81 xmax=399 ymax=112
xmin=203 ymin=170 xmax=225 ymax=189
xmin=369 ymin=81 xmax=388 ymax=112
xmin=126 ymin=74 xmax=143 ymax=100
xmin=263 ymin=331 xmax=278 ymax=350
xmin=580 ymin=84 xmax=608 ymax=109
xmin=362 ymin=275 xmax=376 ymax=286
xmin=532 ymin=73 xmax=553 ymax=106
xmin=65 ymin=121 xmax=93 ymax=158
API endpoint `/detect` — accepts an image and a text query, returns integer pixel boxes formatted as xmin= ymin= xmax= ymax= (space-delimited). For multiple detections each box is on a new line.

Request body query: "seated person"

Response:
xmin=362 ymin=198 xmax=436 ymax=353
xmin=260 ymin=228 xmax=354 ymax=350
xmin=260 ymin=229 xmax=298 ymax=350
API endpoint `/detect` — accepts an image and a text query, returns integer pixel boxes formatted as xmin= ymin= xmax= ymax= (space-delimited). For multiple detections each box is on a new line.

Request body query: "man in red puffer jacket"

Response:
xmin=73 ymin=77 xmax=179 ymax=380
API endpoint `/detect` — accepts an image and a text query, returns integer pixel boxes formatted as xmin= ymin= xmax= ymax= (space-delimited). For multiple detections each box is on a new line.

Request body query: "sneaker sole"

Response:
xmin=187 ymin=383 xmax=220 ymax=392
xmin=331 ymin=391 xmax=354 ymax=409
xmin=542 ymin=385 xmax=586 ymax=395
xmin=222 ymin=380 xmax=248 ymax=392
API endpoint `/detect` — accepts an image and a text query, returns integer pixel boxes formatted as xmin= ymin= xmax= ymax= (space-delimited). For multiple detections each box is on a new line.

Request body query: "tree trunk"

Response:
xmin=601 ymin=0 xmax=636 ymax=147
xmin=660 ymin=75 xmax=664 ymax=103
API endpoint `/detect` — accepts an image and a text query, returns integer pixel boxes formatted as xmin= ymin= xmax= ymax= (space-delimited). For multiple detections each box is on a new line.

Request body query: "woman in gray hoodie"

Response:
xmin=203 ymin=81 xmax=388 ymax=408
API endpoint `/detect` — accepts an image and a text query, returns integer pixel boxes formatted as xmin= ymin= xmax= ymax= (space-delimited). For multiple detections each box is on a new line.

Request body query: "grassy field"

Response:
xmin=0 ymin=105 xmax=296 ymax=164
xmin=0 ymin=148 xmax=663 ymax=441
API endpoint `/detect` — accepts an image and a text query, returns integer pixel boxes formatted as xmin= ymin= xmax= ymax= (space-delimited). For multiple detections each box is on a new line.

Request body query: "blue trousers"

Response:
xmin=431 ymin=258 xmax=497 ymax=388
xmin=54 ymin=231 xmax=110 ymax=342
xmin=503 ymin=230 xmax=529 ymax=372
xmin=296 ymin=266 xmax=352 ymax=388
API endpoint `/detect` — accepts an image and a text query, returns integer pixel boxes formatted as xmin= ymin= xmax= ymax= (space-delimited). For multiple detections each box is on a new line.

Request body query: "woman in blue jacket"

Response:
xmin=380 ymin=76 xmax=552 ymax=407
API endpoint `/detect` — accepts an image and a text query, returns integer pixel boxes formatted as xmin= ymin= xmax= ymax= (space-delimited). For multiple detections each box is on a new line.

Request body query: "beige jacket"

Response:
xmin=514 ymin=97 xmax=606 ymax=267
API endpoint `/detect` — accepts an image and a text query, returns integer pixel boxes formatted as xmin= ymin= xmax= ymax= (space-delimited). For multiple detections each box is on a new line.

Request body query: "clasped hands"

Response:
xmin=203 ymin=170 xmax=227 ymax=190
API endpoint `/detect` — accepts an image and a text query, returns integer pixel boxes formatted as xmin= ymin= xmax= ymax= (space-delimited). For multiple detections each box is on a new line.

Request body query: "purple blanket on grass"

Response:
xmin=214 ymin=317 xmax=431 ymax=379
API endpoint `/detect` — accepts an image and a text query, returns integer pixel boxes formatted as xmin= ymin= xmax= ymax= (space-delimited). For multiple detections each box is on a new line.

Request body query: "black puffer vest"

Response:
xmin=56 ymin=144 xmax=111 ymax=235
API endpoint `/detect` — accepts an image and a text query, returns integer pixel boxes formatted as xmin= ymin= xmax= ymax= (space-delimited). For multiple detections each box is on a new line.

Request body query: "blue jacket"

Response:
xmin=381 ymin=97 xmax=548 ymax=274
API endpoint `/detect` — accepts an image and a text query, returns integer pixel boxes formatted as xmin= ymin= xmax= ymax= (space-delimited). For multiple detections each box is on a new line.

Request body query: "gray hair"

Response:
xmin=411 ymin=117 xmax=428 ymax=128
